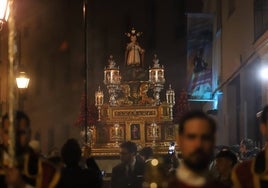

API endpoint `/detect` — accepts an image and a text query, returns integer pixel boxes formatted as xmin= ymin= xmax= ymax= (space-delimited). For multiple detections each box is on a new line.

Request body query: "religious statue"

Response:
xmin=117 ymin=84 xmax=133 ymax=106
xmin=139 ymin=83 xmax=154 ymax=105
xmin=131 ymin=124 xmax=140 ymax=140
xmin=193 ymin=48 xmax=207 ymax=73
xmin=125 ymin=28 xmax=145 ymax=67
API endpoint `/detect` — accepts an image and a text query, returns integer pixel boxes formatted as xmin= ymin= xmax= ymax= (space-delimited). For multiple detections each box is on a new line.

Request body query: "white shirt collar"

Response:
xmin=176 ymin=162 xmax=208 ymax=186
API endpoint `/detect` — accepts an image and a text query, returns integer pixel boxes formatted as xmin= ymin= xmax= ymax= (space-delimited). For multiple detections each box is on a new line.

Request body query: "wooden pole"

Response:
xmin=8 ymin=0 xmax=16 ymax=167
xmin=83 ymin=0 xmax=88 ymax=144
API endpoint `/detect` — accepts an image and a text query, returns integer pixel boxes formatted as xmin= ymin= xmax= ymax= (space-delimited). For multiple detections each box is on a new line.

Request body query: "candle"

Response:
xmin=152 ymin=127 xmax=156 ymax=137
xmin=115 ymin=126 xmax=118 ymax=136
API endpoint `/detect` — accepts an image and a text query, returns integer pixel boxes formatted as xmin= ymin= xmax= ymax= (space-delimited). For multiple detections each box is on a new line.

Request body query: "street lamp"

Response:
xmin=0 ymin=0 xmax=10 ymax=30
xmin=16 ymin=71 xmax=30 ymax=110
xmin=260 ymin=66 xmax=268 ymax=80
xmin=16 ymin=71 xmax=30 ymax=89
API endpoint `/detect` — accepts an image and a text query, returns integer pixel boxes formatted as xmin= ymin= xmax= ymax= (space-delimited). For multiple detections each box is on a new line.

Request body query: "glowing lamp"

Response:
xmin=16 ymin=72 xmax=30 ymax=89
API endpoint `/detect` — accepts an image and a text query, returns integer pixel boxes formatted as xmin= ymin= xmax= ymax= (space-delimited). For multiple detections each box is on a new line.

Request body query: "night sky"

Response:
xmin=17 ymin=0 xmax=203 ymax=98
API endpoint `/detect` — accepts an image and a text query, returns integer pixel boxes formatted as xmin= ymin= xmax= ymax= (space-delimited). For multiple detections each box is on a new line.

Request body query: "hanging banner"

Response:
xmin=187 ymin=13 xmax=213 ymax=100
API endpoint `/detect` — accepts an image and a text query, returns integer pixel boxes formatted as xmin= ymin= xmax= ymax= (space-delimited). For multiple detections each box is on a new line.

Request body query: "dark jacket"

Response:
xmin=232 ymin=150 xmax=268 ymax=188
xmin=0 ymin=144 xmax=8 ymax=188
xmin=57 ymin=165 xmax=101 ymax=188
xmin=111 ymin=159 xmax=145 ymax=188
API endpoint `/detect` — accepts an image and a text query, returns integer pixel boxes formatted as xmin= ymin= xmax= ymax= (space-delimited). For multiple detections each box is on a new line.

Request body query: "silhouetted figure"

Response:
xmin=239 ymin=138 xmax=256 ymax=161
xmin=231 ymin=105 xmax=268 ymax=187
xmin=111 ymin=141 xmax=145 ymax=188
xmin=0 ymin=113 xmax=9 ymax=188
xmin=1 ymin=111 xmax=60 ymax=188
xmin=56 ymin=138 xmax=101 ymax=188
xmin=215 ymin=149 xmax=237 ymax=187
xmin=47 ymin=147 xmax=62 ymax=168
xmin=86 ymin=157 xmax=103 ymax=188
xmin=139 ymin=147 xmax=153 ymax=163
xmin=193 ymin=49 xmax=207 ymax=73
xmin=139 ymin=147 xmax=167 ymax=188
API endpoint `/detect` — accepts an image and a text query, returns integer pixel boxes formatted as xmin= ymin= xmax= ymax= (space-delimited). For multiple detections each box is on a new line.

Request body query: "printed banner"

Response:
xmin=187 ymin=13 xmax=213 ymax=100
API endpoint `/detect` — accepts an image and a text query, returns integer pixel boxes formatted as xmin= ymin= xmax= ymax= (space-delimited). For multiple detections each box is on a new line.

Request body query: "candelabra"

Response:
xmin=149 ymin=55 xmax=165 ymax=105
xmin=80 ymin=126 xmax=93 ymax=146
xmin=150 ymin=122 xmax=158 ymax=146
xmin=166 ymin=84 xmax=175 ymax=120
xmin=95 ymin=86 xmax=104 ymax=121
xmin=104 ymin=56 xmax=121 ymax=106
xmin=113 ymin=123 xmax=120 ymax=147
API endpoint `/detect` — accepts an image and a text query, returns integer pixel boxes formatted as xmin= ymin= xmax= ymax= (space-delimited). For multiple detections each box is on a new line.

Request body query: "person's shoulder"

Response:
xmin=231 ymin=158 xmax=255 ymax=187
xmin=37 ymin=158 xmax=61 ymax=188
xmin=208 ymin=180 xmax=230 ymax=188
xmin=112 ymin=163 xmax=124 ymax=171
xmin=232 ymin=159 xmax=253 ymax=175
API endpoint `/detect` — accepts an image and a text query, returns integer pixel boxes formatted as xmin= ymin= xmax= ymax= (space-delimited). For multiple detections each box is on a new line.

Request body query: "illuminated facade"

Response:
xmin=203 ymin=0 xmax=265 ymax=146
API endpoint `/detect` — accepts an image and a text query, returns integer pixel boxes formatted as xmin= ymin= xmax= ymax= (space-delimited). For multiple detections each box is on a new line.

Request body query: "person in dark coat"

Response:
xmin=1 ymin=111 xmax=61 ymax=188
xmin=139 ymin=146 xmax=168 ymax=188
xmin=111 ymin=141 xmax=145 ymax=188
xmin=215 ymin=149 xmax=237 ymax=187
xmin=56 ymin=138 xmax=101 ymax=188
xmin=231 ymin=105 xmax=268 ymax=188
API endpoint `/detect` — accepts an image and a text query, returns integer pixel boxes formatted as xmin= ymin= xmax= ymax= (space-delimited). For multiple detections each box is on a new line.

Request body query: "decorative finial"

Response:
xmin=152 ymin=54 xmax=160 ymax=66
xmin=108 ymin=55 xmax=116 ymax=67
xmin=125 ymin=27 xmax=143 ymax=38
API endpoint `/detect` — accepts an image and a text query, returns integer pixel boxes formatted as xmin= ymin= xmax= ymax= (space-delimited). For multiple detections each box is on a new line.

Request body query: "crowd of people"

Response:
xmin=0 ymin=106 xmax=268 ymax=187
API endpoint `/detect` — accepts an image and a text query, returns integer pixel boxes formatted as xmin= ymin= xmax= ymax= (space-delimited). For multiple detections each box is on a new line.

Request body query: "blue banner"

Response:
xmin=187 ymin=13 xmax=213 ymax=100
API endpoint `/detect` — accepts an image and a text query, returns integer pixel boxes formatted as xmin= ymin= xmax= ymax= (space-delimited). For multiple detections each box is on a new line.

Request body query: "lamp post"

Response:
xmin=5 ymin=0 xmax=15 ymax=167
xmin=16 ymin=71 xmax=30 ymax=110
xmin=0 ymin=0 xmax=9 ymax=30
xmin=82 ymin=0 xmax=89 ymax=144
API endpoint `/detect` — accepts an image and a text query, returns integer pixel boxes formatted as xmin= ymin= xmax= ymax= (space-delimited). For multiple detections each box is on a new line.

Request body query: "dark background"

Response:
xmin=6 ymin=0 xmax=204 ymax=152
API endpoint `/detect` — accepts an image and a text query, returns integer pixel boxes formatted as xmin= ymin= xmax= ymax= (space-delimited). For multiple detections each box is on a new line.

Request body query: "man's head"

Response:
xmin=0 ymin=113 xmax=9 ymax=147
xmin=0 ymin=111 xmax=31 ymax=148
xmin=178 ymin=110 xmax=216 ymax=172
xmin=215 ymin=149 xmax=237 ymax=176
xmin=119 ymin=141 xmax=137 ymax=165
xmin=260 ymin=105 xmax=268 ymax=139
xmin=139 ymin=146 xmax=153 ymax=161
xmin=239 ymin=138 xmax=254 ymax=154
xmin=15 ymin=111 xmax=31 ymax=148
xmin=61 ymin=138 xmax=81 ymax=167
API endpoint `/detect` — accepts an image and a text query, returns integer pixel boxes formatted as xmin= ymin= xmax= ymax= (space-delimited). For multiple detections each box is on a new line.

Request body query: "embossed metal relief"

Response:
xmin=146 ymin=123 xmax=161 ymax=141
xmin=110 ymin=124 xmax=124 ymax=141
xmin=164 ymin=125 xmax=176 ymax=140
xmin=113 ymin=109 xmax=157 ymax=117
xmin=125 ymin=121 xmax=145 ymax=143
xmin=130 ymin=124 xmax=140 ymax=140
